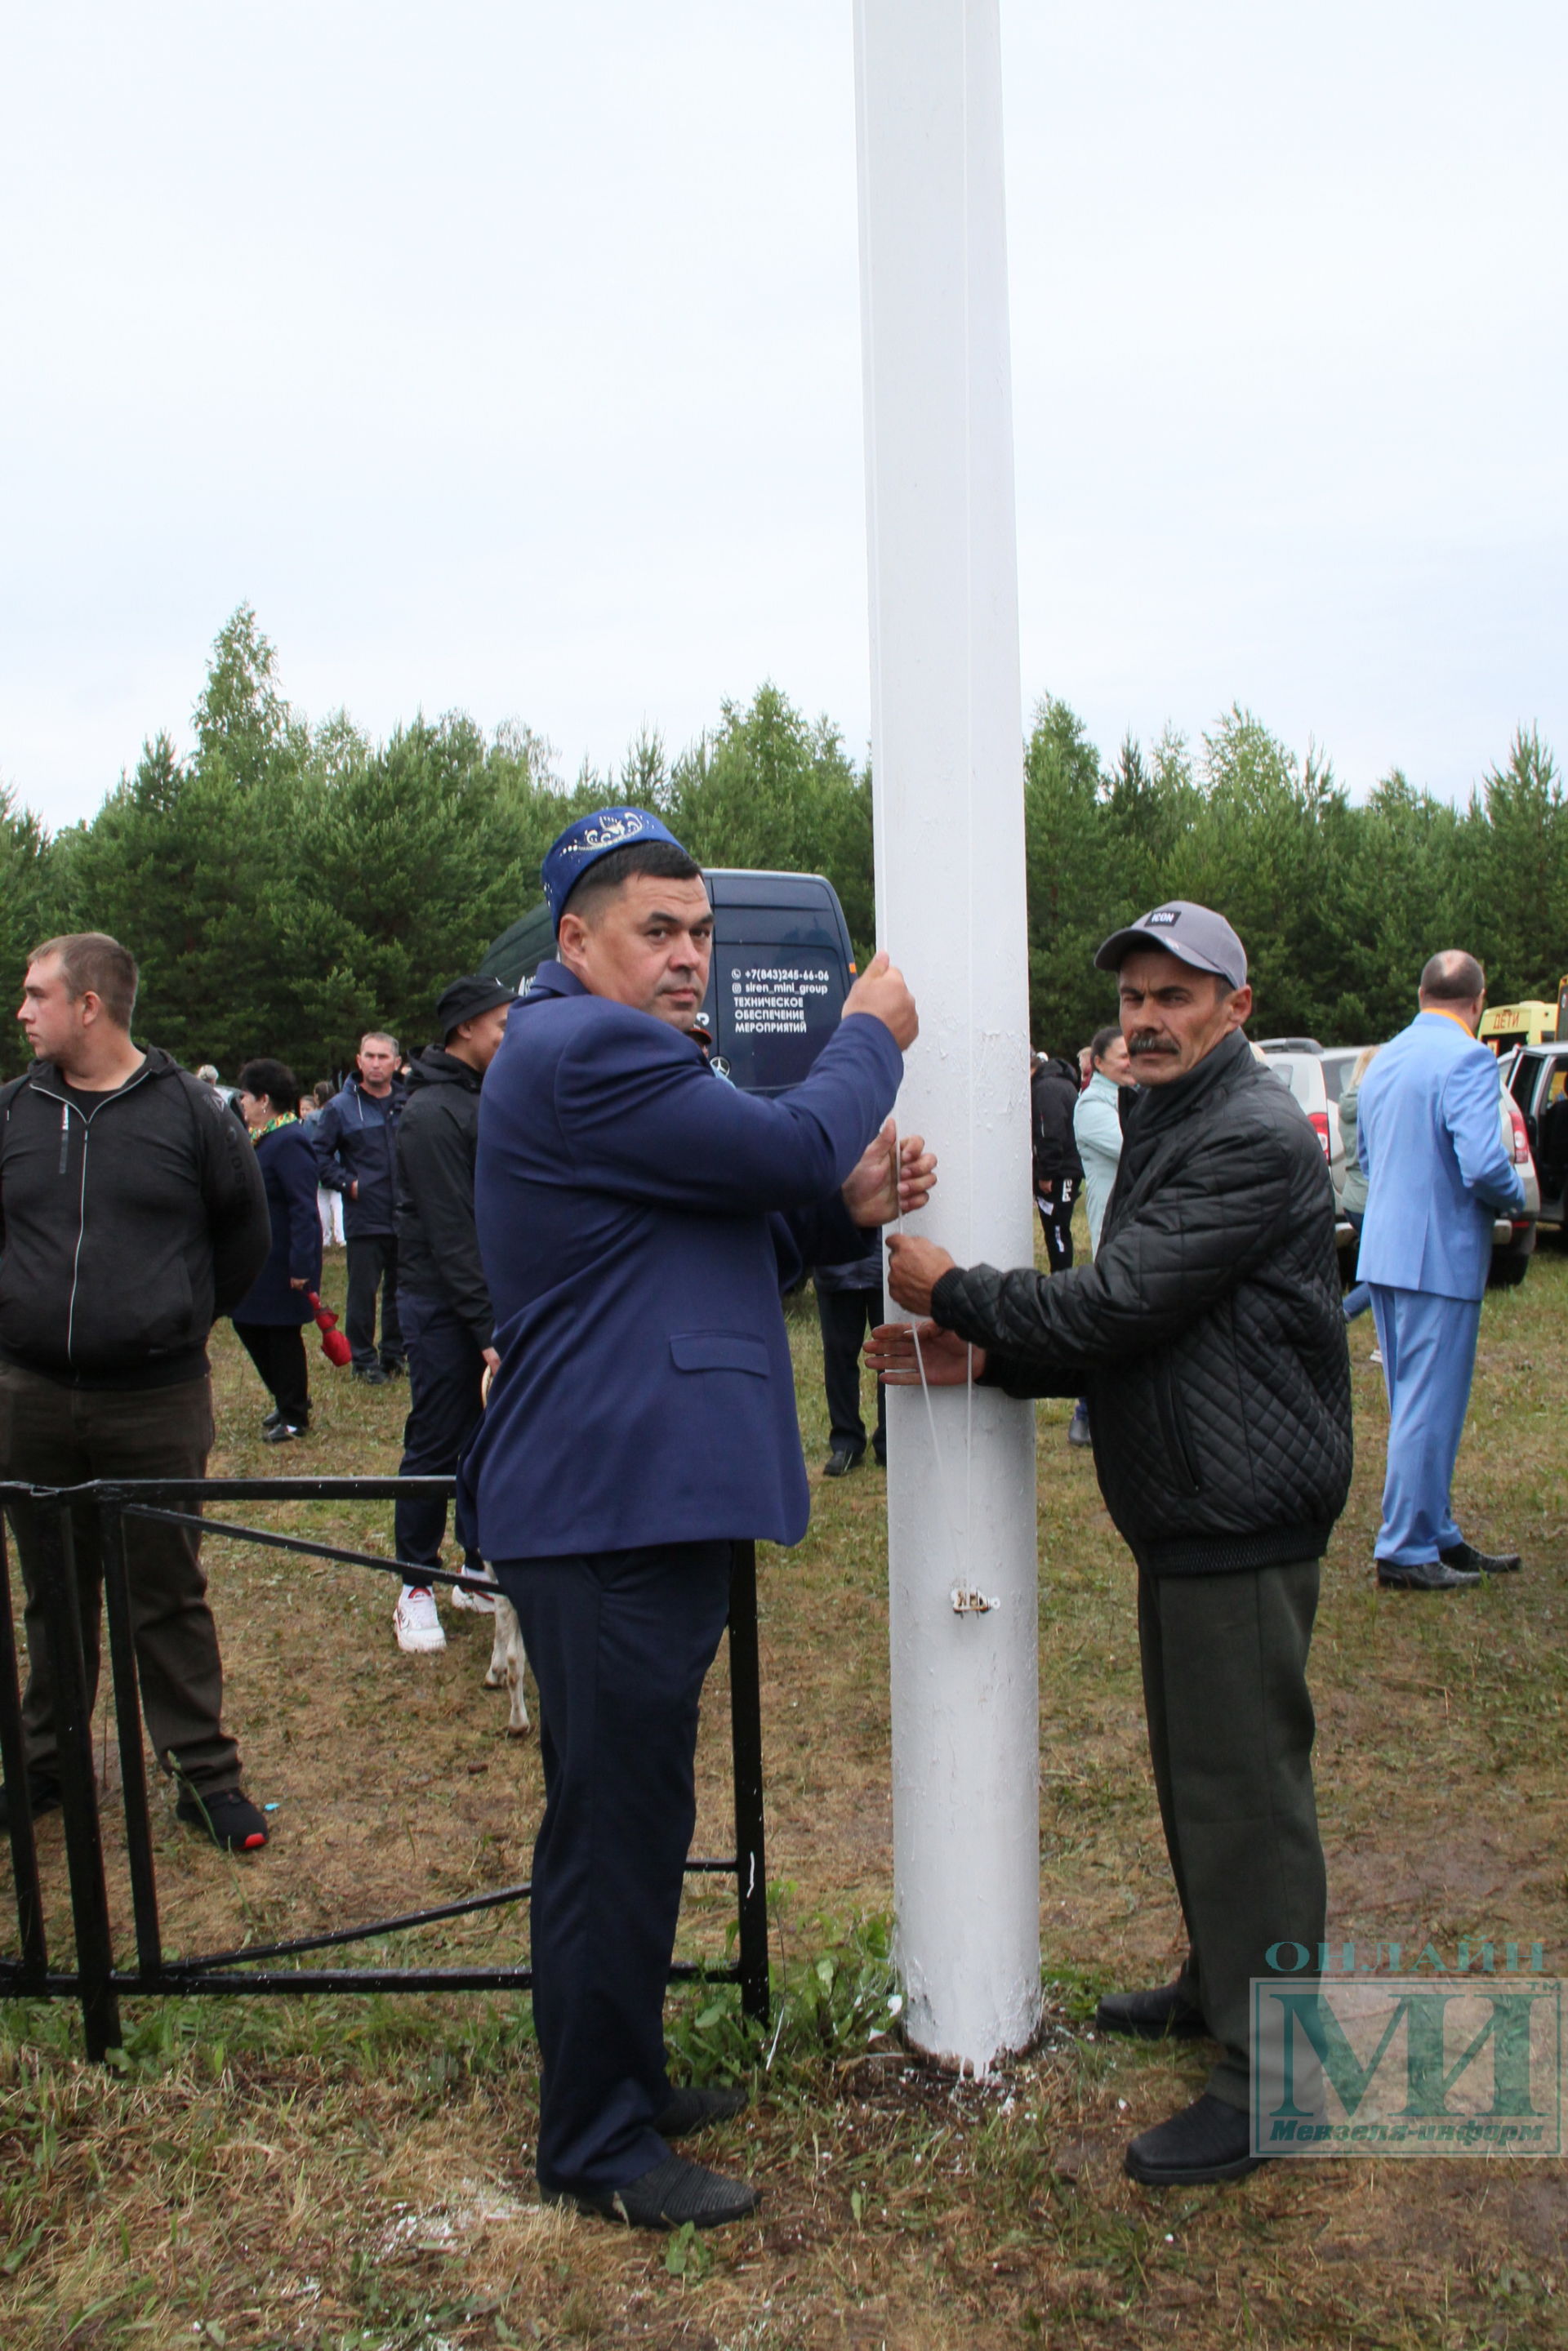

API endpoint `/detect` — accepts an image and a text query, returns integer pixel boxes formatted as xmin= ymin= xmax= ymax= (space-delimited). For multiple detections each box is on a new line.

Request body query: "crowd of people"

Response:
xmin=0 ymin=842 xmax=1535 ymax=2224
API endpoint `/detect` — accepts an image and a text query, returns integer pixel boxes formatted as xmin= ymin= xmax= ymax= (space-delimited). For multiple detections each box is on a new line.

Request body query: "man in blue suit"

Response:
xmin=1356 ymin=950 xmax=1526 ymax=1591
xmin=465 ymin=808 xmax=928 ymax=2231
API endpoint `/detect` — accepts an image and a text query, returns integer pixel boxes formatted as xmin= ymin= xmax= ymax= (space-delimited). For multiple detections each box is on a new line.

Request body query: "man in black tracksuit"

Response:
xmin=1030 ymin=1050 xmax=1085 ymax=1271
xmin=880 ymin=902 xmax=1352 ymax=2188
xmin=0 ymin=932 xmax=273 ymax=1851
xmin=311 ymin=1033 xmax=408 ymax=1383
xmin=388 ymin=976 xmax=514 ymax=1656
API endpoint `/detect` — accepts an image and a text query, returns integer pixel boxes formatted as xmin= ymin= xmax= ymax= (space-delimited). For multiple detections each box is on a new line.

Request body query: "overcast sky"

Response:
xmin=2 ymin=2 xmax=1563 ymax=831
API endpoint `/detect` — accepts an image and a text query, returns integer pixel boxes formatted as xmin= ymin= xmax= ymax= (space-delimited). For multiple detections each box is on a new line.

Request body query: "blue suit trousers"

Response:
xmin=495 ymin=1541 xmax=734 ymax=2195
xmin=1369 ymin=1286 xmax=1482 ymax=1565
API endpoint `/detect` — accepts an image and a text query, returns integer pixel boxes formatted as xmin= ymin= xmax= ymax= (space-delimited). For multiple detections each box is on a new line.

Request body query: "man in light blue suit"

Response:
xmin=1356 ymin=951 xmax=1526 ymax=1591
xmin=465 ymin=808 xmax=930 ymax=2233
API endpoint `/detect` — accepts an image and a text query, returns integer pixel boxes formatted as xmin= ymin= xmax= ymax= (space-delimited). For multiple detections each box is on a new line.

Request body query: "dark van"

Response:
xmin=481 ymin=869 xmax=858 ymax=1097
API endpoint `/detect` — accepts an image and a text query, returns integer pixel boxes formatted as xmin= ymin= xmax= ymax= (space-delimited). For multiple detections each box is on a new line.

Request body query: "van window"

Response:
xmin=711 ymin=944 xmax=843 ymax=1090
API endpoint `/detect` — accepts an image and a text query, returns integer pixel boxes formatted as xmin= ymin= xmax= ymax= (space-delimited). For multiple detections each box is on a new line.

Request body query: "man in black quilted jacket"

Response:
xmin=875 ymin=902 xmax=1352 ymax=2188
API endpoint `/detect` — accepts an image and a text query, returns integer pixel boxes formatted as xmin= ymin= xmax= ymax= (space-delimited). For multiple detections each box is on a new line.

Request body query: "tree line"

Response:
xmin=2 ymin=605 xmax=1563 ymax=1083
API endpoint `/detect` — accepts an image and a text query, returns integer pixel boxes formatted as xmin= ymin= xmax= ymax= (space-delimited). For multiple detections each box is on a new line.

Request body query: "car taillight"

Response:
xmin=1309 ymin=1111 xmax=1331 ymax=1159
xmin=1508 ymin=1102 xmax=1533 ymax=1167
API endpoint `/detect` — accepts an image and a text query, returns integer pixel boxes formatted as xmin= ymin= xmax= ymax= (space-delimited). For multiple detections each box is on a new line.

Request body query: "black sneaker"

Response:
xmin=1095 ymin=1982 xmax=1208 ymax=2041
xmin=653 ymin=2083 xmax=750 ymax=2137
xmin=381 ymin=1358 xmax=407 ymax=1378
xmin=175 ymin=1787 xmax=270 ymax=1851
xmin=547 ymin=2153 xmax=759 ymax=2231
xmin=352 ymin=1363 xmax=390 ymax=1387
xmin=262 ymin=1408 xmax=284 ymax=1431
xmin=0 ymin=1772 xmax=61 ymax=1832
xmin=261 ymin=1420 xmax=305 ymax=1444
xmin=822 ymin=1445 xmax=864 ymax=1479
xmin=1125 ymin=2092 xmax=1261 ymax=2185
xmin=1440 ymin=1540 xmax=1521 ymax=1575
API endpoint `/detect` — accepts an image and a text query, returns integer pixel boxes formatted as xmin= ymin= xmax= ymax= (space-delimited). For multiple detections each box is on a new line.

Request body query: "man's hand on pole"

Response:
xmin=843 ymin=1120 xmax=938 ymax=1227
xmin=865 ymin=1321 xmax=984 ymax=1385
xmin=884 ymin=1231 xmax=957 ymax=1316
xmin=842 ymin=949 xmax=918 ymax=1049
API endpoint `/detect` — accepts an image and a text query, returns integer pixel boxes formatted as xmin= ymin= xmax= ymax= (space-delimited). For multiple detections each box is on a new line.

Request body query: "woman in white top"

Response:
xmin=1065 ymin=1024 xmax=1135 ymax=1445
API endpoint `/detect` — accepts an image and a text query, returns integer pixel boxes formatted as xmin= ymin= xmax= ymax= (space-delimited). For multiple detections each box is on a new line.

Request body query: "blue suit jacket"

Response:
xmin=1356 ymin=1011 xmax=1524 ymax=1300
xmin=463 ymin=962 xmax=902 ymax=1558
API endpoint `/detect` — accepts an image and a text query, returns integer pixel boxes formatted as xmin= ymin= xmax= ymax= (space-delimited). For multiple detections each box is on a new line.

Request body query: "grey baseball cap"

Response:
xmin=1094 ymin=900 xmax=1248 ymax=990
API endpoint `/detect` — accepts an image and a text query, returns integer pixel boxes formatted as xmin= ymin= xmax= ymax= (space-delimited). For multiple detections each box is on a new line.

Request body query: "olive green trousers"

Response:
xmin=1137 ymin=1556 xmax=1326 ymax=2111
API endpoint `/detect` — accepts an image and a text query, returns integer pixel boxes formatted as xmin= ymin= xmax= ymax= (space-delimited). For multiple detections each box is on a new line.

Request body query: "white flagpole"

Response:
xmin=853 ymin=0 xmax=1041 ymax=2069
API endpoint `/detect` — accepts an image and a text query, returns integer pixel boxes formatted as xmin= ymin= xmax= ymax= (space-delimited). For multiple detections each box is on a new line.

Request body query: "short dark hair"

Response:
xmin=312 ymin=1079 xmax=334 ymax=1106
xmin=236 ymin=1058 xmax=301 ymax=1112
xmin=1419 ymin=950 xmax=1486 ymax=1004
xmin=30 ymin=933 xmax=139 ymax=1030
xmin=1089 ymin=1024 xmax=1121 ymax=1063
xmin=561 ymin=839 xmax=705 ymax=925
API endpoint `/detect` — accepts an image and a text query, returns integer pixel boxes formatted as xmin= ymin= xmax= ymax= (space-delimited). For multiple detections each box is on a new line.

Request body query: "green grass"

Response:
xmin=2 ymin=1237 xmax=1566 ymax=2348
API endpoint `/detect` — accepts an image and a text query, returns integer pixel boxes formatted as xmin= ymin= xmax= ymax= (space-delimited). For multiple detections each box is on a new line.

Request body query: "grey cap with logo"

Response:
xmin=1093 ymin=900 xmax=1248 ymax=991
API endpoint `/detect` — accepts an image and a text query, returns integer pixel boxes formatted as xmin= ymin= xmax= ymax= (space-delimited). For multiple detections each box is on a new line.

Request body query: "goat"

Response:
xmin=483 ymin=1592 xmax=532 ymax=1737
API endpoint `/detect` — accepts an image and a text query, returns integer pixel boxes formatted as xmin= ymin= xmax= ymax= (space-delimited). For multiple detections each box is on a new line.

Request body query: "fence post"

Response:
xmin=100 ymin=1500 xmax=163 ymax=1977
xmin=728 ymin=1541 xmax=770 ymax=2024
xmin=0 ymin=1505 xmax=49 ymax=1993
xmin=34 ymin=1499 xmax=122 ymax=2059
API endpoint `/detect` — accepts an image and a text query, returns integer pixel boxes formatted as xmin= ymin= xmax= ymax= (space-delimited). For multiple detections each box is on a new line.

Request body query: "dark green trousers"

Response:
xmin=1138 ymin=1557 xmax=1325 ymax=2110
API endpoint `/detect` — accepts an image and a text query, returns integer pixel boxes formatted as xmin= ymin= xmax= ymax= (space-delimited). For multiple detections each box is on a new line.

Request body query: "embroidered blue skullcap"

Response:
xmin=540 ymin=806 xmax=690 ymax=931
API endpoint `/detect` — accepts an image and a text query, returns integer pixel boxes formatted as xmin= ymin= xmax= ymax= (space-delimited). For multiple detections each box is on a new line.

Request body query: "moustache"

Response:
xmin=1128 ymin=1033 xmax=1178 ymax=1056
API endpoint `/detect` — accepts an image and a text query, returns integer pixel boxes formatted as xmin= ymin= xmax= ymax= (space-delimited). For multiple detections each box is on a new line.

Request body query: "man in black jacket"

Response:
xmin=312 ymin=1032 xmax=408 ymax=1383
xmin=0 ymin=933 xmax=273 ymax=1851
xmin=876 ymin=902 xmax=1352 ymax=2188
xmin=390 ymin=975 xmax=514 ymax=1655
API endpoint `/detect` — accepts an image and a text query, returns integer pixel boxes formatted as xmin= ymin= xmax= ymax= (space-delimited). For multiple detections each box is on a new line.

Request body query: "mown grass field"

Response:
xmin=3 ymin=1231 xmax=1567 ymax=2351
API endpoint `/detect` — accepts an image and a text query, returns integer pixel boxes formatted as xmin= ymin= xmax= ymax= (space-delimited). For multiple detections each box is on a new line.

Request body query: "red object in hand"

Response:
xmin=306 ymin=1293 xmax=353 ymax=1368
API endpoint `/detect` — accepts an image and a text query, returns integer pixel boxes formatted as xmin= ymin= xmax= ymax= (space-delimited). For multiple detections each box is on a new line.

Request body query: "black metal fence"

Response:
xmin=0 ymin=1478 xmax=770 ymax=2059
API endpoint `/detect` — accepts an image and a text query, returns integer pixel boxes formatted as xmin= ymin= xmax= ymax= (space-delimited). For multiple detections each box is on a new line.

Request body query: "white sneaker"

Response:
xmin=449 ymin=1561 xmax=498 ymax=1615
xmin=394 ymin=1587 xmax=446 ymax=1653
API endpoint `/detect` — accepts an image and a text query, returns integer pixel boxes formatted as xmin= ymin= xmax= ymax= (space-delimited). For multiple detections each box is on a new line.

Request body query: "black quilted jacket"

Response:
xmin=931 ymin=1030 xmax=1353 ymax=1576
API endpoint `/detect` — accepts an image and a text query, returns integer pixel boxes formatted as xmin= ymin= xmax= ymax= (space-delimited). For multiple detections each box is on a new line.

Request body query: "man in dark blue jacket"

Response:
xmin=466 ymin=808 xmax=927 ymax=2233
xmin=311 ymin=1033 xmax=408 ymax=1383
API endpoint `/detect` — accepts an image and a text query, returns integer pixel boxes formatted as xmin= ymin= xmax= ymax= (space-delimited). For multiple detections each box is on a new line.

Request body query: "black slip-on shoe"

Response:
xmin=1125 ymin=2093 xmax=1261 ymax=2186
xmin=653 ymin=2083 xmax=751 ymax=2138
xmin=262 ymin=1408 xmax=284 ymax=1431
xmin=0 ymin=1773 xmax=61 ymax=1833
xmin=547 ymin=2153 xmax=760 ymax=2231
xmin=1095 ymin=1982 xmax=1209 ymax=2040
xmin=1376 ymin=1558 xmax=1480 ymax=1591
xmin=352 ymin=1363 xmax=390 ymax=1386
xmin=175 ymin=1787 xmax=270 ymax=1852
xmin=261 ymin=1420 xmax=305 ymax=1445
xmin=1441 ymin=1540 xmax=1521 ymax=1575
xmin=822 ymin=1445 xmax=864 ymax=1479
